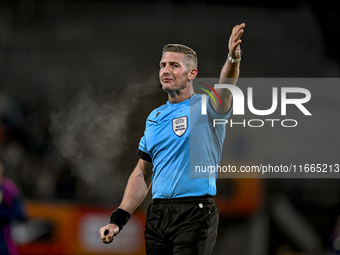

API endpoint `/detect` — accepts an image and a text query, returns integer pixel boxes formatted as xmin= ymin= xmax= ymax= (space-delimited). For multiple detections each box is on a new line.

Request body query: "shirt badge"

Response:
xmin=172 ymin=116 xmax=187 ymax=137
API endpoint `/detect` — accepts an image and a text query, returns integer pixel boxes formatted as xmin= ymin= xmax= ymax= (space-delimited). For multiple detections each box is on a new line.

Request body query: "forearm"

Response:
xmin=212 ymin=23 xmax=244 ymax=113
xmin=219 ymin=59 xmax=240 ymax=85
xmin=100 ymin=160 xmax=151 ymax=242
xmin=215 ymin=59 xmax=240 ymax=107
xmin=118 ymin=165 xmax=151 ymax=214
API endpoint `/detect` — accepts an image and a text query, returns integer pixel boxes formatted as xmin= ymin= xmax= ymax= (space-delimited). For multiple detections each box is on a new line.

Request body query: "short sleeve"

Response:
xmin=138 ymin=136 xmax=148 ymax=153
xmin=137 ymin=136 xmax=152 ymax=162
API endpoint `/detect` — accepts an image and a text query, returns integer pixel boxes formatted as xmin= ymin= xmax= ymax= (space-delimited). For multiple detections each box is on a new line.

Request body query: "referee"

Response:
xmin=99 ymin=23 xmax=245 ymax=255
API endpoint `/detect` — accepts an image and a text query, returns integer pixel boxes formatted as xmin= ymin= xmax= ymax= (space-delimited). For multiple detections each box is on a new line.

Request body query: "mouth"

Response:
xmin=162 ymin=78 xmax=173 ymax=82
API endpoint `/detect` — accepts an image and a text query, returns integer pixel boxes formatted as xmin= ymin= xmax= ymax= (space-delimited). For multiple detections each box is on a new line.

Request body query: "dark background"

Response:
xmin=0 ymin=0 xmax=339 ymax=254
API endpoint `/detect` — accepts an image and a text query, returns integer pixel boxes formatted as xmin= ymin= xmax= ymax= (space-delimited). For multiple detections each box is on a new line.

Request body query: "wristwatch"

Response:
xmin=228 ymin=53 xmax=242 ymax=63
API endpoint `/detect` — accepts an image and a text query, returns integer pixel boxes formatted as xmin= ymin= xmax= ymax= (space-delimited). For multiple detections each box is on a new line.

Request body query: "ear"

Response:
xmin=188 ymin=68 xmax=198 ymax=81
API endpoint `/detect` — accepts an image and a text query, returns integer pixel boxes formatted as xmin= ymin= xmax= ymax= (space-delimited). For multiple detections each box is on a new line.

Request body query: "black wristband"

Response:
xmin=110 ymin=208 xmax=131 ymax=231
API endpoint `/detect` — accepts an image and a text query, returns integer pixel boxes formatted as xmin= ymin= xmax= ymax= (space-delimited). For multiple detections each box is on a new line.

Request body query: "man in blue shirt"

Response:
xmin=100 ymin=23 xmax=245 ymax=255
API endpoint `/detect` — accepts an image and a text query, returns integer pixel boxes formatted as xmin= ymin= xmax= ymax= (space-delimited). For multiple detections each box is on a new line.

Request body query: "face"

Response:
xmin=159 ymin=52 xmax=195 ymax=92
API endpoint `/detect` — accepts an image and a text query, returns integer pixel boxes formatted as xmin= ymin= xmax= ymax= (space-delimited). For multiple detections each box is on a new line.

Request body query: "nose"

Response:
xmin=163 ymin=67 xmax=169 ymax=75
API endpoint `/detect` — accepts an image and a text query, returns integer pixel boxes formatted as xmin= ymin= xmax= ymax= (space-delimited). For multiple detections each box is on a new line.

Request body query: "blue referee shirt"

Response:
xmin=138 ymin=94 xmax=232 ymax=199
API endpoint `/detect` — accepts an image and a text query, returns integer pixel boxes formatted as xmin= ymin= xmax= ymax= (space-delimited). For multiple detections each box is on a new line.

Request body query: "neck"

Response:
xmin=167 ymin=86 xmax=194 ymax=104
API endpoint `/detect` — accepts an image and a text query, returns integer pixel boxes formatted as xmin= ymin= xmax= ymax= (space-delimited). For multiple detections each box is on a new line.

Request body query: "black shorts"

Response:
xmin=145 ymin=195 xmax=219 ymax=255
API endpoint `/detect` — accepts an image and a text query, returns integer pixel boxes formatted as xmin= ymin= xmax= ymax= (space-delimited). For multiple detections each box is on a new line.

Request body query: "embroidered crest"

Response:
xmin=172 ymin=116 xmax=187 ymax=137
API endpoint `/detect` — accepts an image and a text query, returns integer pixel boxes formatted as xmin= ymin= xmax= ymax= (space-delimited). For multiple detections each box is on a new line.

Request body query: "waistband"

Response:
xmin=152 ymin=195 xmax=214 ymax=204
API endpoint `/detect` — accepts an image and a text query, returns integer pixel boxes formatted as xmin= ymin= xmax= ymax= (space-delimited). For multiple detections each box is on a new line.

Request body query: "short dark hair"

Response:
xmin=162 ymin=44 xmax=198 ymax=69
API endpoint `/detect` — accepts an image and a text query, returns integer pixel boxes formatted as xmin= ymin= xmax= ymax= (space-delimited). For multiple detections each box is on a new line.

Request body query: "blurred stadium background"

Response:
xmin=0 ymin=0 xmax=339 ymax=254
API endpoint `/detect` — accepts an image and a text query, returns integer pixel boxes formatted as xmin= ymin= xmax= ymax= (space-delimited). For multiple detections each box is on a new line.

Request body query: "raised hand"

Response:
xmin=228 ymin=23 xmax=245 ymax=59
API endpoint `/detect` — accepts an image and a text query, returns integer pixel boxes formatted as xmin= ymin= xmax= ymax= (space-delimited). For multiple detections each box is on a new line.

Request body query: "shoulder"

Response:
xmin=146 ymin=103 xmax=169 ymax=119
xmin=190 ymin=94 xmax=203 ymax=104
xmin=191 ymin=94 xmax=202 ymax=100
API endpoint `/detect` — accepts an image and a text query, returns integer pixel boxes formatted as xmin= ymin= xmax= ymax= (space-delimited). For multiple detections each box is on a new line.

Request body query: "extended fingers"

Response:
xmin=233 ymin=23 xmax=245 ymax=33
xmin=229 ymin=23 xmax=245 ymax=53
xmin=233 ymin=23 xmax=245 ymax=42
